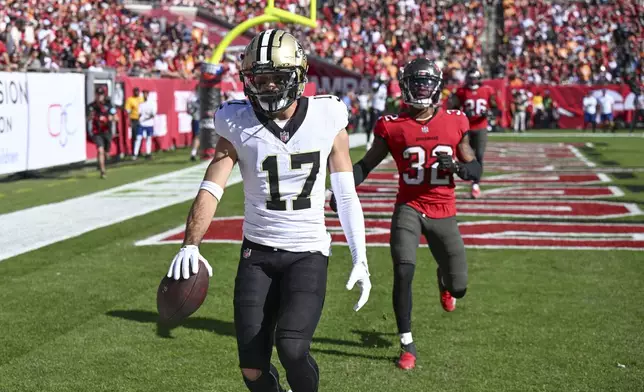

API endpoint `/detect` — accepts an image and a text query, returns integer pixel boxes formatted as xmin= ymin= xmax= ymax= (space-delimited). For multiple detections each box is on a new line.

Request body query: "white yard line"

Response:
xmin=566 ymin=144 xmax=597 ymax=167
xmin=0 ymin=133 xmax=369 ymax=262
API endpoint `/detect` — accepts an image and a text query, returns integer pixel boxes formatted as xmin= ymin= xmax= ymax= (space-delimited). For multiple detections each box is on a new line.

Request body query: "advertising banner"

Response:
xmin=112 ymin=76 xmax=314 ymax=159
xmin=26 ymin=73 xmax=87 ymax=170
xmin=0 ymin=72 xmax=29 ymax=175
xmin=507 ymin=84 xmax=635 ymax=129
xmin=307 ymin=57 xmax=370 ymax=95
xmin=119 ymin=77 xmax=196 ymax=153
xmin=174 ymin=90 xmax=194 ymax=134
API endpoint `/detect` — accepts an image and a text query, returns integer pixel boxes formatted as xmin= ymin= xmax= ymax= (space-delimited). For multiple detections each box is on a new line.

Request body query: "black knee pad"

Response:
xmin=393 ymin=263 xmax=415 ymax=284
xmin=276 ymin=338 xmax=319 ymax=392
xmin=276 ymin=338 xmax=310 ymax=368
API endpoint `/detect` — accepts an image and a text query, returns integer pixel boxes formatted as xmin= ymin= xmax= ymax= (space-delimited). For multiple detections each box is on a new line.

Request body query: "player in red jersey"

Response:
xmin=87 ymin=87 xmax=116 ymax=179
xmin=451 ymin=68 xmax=497 ymax=198
xmin=330 ymin=58 xmax=482 ymax=370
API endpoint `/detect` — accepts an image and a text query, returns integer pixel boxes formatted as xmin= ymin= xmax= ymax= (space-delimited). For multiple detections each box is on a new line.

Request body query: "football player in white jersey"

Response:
xmin=165 ymin=30 xmax=371 ymax=392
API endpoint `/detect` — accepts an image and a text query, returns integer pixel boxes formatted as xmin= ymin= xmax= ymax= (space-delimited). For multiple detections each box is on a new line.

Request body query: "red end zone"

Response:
xmin=326 ymin=200 xmax=641 ymax=219
xmin=364 ymin=172 xmax=611 ymax=185
xmin=467 ymin=186 xmax=623 ymax=199
xmin=357 ymin=186 xmax=623 ymax=199
xmin=136 ymin=142 xmax=641 ymax=251
xmin=486 ymin=152 xmax=576 ymax=159
xmin=135 ymin=217 xmax=644 ymax=251
xmin=484 ymin=164 xmax=587 ymax=172
xmin=378 ymin=162 xmax=589 ymax=172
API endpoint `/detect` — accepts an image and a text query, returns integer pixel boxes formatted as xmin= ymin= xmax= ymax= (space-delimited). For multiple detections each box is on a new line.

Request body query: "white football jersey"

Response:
xmin=214 ymin=95 xmax=349 ymax=255
xmin=583 ymin=96 xmax=598 ymax=114
xmin=600 ymin=95 xmax=614 ymax=114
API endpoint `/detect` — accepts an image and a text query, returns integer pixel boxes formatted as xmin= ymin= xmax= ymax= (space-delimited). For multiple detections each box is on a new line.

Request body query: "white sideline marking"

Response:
xmin=0 ymin=161 xmax=217 ymax=262
xmin=567 ymin=144 xmax=596 ymax=167
xmin=0 ymin=133 xmax=368 ymax=262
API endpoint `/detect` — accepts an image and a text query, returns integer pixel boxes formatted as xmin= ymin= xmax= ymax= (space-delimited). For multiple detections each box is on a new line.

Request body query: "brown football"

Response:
xmin=156 ymin=261 xmax=210 ymax=325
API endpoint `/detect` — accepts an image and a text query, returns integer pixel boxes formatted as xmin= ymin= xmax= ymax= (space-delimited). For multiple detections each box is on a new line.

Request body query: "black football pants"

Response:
xmin=234 ymin=238 xmax=328 ymax=392
xmin=389 ymin=204 xmax=468 ymax=334
xmin=468 ymin=129 xmax=487 ymax=184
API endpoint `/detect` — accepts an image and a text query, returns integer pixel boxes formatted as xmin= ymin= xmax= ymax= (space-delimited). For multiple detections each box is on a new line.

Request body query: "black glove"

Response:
xmin=436 ymin=152 xmax=459 ymax=174
xmin=329 ymin=192 xmax=338 ymax=212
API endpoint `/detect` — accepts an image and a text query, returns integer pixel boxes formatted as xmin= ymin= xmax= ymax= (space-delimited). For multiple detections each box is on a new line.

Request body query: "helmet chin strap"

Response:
xmin=259 ymin=97 xmax=286 ymax=111
xmin=255 ymin=90 xmax=292 ymax=113
xmin=407 ymin=95 xmax=436 ymax=110
xmin=256 ymin=94 xmax=298 ymax=119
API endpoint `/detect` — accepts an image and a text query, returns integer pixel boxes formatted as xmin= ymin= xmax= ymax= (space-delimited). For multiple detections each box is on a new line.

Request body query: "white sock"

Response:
xmin=400 ymin=332 xmax=413 ymax=346
xmin=145 ymin=137 xmax=152 ymax=155
xmin=191 ymin=147 xmax=197 ymax=157
xmin=133 ymin=135 xmax=142 ymax=157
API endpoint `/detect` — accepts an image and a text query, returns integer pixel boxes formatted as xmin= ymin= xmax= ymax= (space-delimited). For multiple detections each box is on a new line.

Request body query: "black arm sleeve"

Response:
xmin=353 ymin=159 xmax=373 ymax=187
xmin=457 ymin=160 xmax=482 ymax=182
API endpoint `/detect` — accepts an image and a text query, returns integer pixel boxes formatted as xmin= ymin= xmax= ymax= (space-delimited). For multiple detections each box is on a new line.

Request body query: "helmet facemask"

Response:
xmin=400 ymin=75 xmax=442 ymax=109
xmin=241 ymin=65 xmax=305 ymax=115
xmin=466 ymin=71 xmax=482 ymax=90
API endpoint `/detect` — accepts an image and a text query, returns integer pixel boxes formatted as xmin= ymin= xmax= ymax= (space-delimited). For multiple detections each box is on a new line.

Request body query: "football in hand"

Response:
xmin=156 ymin=260 xmax=210 ymax=325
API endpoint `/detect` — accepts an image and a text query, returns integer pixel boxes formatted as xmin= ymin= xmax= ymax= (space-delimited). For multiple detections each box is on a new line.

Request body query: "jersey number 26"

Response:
xmin=464 ymin=99 xmax=488 ymax=115
xmin=403 ymin=145 xmax=454 ymax=186
xmin=262 ymin=152 xmax=320 ymax=211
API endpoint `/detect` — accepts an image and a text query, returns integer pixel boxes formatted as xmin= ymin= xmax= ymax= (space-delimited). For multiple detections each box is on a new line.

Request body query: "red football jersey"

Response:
xmin=454 ymin=85 xmax=495 ymax=130
xmin=88 ymin=102 xmax=113 ymax=135
xmin=374 ymin=108 xmax=470 ymax=218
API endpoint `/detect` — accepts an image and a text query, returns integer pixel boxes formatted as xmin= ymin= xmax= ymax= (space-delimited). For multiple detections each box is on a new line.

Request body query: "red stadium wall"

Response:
xmin=509 ymin=84 xmax=635 ymax=129
xmin=87 ymin=74 xmax=636 ymax=161
xmin=443 ymin=79 xmax=635 ymax=130
xmin=87 ymin=77 xmax=317 ymax=159
xmin=86 ymin=77 xmax=199 ymax=160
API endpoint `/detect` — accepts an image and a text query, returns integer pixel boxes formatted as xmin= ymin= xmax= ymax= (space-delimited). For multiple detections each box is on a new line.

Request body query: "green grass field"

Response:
xmin=1 ymin=134 xmax=643 ymax=392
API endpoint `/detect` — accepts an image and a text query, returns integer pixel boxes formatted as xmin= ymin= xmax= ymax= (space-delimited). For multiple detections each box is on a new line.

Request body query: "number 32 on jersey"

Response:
xmin=403 ymin=145 xmax=454 ymax=185
xmin=261 ymin=152 xmax=320 ymax=211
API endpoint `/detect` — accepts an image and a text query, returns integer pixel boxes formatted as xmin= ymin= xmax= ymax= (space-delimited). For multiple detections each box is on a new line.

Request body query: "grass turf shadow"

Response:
xmin=107 ymin=310 xmax=395 ymax=362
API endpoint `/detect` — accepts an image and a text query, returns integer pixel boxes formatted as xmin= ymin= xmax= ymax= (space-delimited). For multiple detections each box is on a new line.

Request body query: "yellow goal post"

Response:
xmin=207 ymin=0 xmax=318 ymax=65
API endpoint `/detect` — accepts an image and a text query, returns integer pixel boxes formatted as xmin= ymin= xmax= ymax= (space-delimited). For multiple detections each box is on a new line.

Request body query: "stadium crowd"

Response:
xmin=499 ymin=0 xmax=642 ymax=86
xmin=206 ymin=0 xmax=485 ymax=84
xmin=0 ymin=0 xmax=641 ymax=86
xmin=0 ymin=0 xmax=213 ymax=78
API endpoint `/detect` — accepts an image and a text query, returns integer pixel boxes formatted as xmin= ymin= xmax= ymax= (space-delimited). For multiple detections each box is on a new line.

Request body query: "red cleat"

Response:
xmin=201 ymin=148 xmax=216 ymax=161
xmin=437 ymin=268 xmax=456 ymax=312
xmin=440 ymin=290 xmax=456 ymax=312
xmin=397 ymin=351 xmax=416 ymax=370
xmin=471 ymin=183 xmax=481 ymax=199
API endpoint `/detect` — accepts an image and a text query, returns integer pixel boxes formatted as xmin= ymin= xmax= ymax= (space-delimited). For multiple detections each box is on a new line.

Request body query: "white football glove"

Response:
xmin=167 ymin=245 xmax=213 ymax=280
xmin=346 ymin=261 xmax=371 ymax=312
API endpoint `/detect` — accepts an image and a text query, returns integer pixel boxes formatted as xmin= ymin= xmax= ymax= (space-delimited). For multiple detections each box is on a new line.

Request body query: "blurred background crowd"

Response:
xmin=1 ymin=0 xmax=641 ymax=85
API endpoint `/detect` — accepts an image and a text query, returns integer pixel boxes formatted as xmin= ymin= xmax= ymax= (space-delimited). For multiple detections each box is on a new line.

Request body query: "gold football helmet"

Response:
xmin=239 ymin=29 xmax=308 ymax=115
